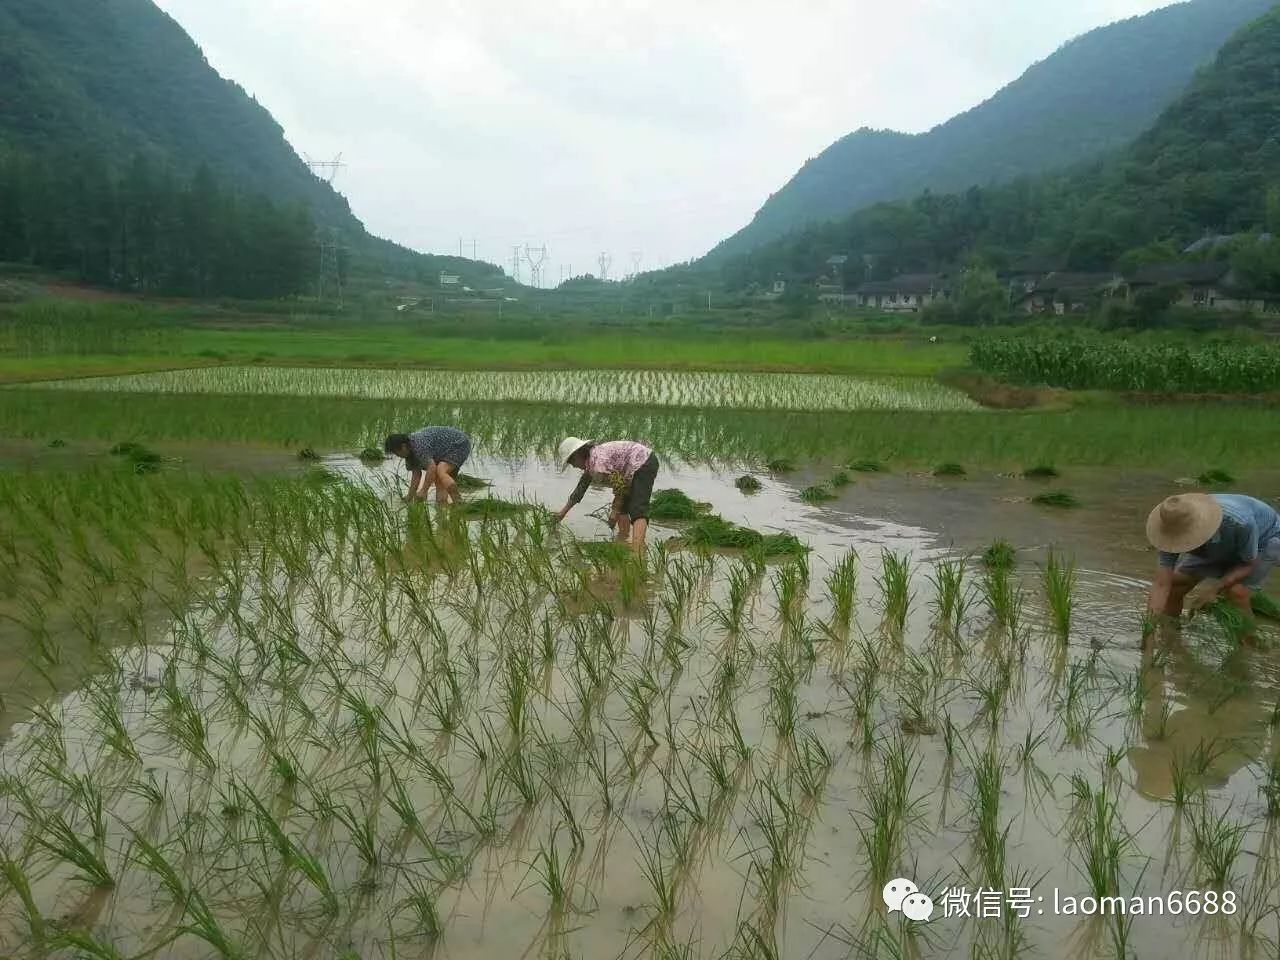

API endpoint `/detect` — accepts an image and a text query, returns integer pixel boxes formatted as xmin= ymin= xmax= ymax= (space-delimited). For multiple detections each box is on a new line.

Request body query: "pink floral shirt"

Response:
xmin=569 ymin=440 xmax=653 ymax=503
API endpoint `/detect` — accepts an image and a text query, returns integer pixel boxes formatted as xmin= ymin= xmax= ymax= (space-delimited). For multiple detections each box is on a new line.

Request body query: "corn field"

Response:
xmin=971 ymin=336 xmax=1280 ymax=393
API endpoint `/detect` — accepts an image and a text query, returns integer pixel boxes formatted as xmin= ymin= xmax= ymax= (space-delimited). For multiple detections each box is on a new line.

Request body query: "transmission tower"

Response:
xmin=317 ymin=226 xmax=344 ymax=306
xmin=597 ymin=252 xmax=612 ymax=282
xmin=511 ymin=245 xmax=523 ymax=284
xmin=629 ymin=250 xmax=642 ymax=281
xmin=524 ymin=244 xmax=548 ymax=288
xmin=304 ymin=152 xmax=346 ymax=185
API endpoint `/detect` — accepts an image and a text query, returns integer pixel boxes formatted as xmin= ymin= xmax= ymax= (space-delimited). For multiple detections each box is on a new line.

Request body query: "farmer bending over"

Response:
xmin=1146 ymin=493 xmax=1280 ymax=639
xmin=554 ymin=438 xmax=659 ymax=552
xmin=384 ymin=426 xmax=472 ymax=505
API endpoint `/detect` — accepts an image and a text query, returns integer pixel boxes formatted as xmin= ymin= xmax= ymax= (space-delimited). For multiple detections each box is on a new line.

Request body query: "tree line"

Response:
xmin=0 ymin=149 xmax=317 ymax=299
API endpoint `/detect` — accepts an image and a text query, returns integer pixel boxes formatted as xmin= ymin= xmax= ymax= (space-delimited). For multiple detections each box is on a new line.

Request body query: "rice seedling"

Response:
xmin=928 ymin=555 xmax=971 ymax=638
xmin=800 ymin=485 xmax=836 ymax=503
xmin=876 ymin=549 xmax=913 ymax=634
xmin=765 ymin=458 xmax=795 ymax=473
xmin=1032 ymin=490 xmax=1080 ymax=508
xmin=853 ymin=736 xmax=922 ymax=891
xmin=1023 ymin=464 xmax=1059 ymax=479
xmin=1190 ymin=806 xmax=1247 ymax=888
xmin=297 ymin=446 xmax=321 ymax=461
xmin=1 ymin=855 xmax=46 ymax=946
xmin=1072 ymin=779 xmax=1131 ymax=900
xmin=830 ymin=469 xmax=852 ymax=488
xmin=358 ymin=446 xmax=387 ymax=462
xmin=1041 ymin=549 xmax=1076 ymax=641
xmin=969 ymin=744 xmax=1008 ymax=886
xmin=399 ymin=875 xmax=444 ymax=938
xmin=1197 ymin=468 xmax=1236 ymax=486
xmin=933 ymin=462 xmax=966 ymax=477
xmin=824 ymin=548 xmax=859 ymax=630
xmin=982 ymin=539 xmax=1015 ymax=571
xmin=735 ymin=474 xmax=763 ymax=493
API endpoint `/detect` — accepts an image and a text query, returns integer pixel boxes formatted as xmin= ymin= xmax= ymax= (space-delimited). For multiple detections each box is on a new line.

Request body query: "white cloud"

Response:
xmin=153 ymin=0 xmax=1173 ymax=274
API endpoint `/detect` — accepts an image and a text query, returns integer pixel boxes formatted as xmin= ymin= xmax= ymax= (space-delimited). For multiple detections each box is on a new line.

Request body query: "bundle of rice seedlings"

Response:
xmin=1032 ymin=491 xmax=1080 ymax=508
xmin=649 ymin=489 xmax=711 ymax=521
xmin=800 ymin=486 xmax=836 ymax=503
xmin=735 ymin=475 xmax=763 ymax=493
xmin=933 ymin=462 xmax=966 ymax=477
xmin=848 ymin=459 xmax=886 ymax=473
xmin=1023 ymin=464 xmax=1059 ymax=479
xmin=1197 ymin=468 xmax=1236 ymax=486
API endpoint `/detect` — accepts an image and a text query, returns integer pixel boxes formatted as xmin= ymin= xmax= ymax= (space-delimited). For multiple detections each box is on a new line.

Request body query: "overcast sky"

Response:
xmin=154 ymin=0 xmax=1172 ymax=280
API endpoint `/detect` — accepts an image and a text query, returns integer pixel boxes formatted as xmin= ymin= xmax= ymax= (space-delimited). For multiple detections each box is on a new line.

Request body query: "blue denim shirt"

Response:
xmin=1158 ymin=494 xmax=1280 ymax=569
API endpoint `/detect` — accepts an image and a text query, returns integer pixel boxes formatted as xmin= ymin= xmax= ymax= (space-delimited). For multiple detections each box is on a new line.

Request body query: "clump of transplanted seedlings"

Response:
xmin=983 ymin=539 xmax=1016 ymax=570
xmin=1197 ymin=468 xmax=1237 ymax=486
xmin=800 ymin=485 xmax=835 ymax=504
xmin=457 ymin=497 xmax=536 ymax=520
xmin=296 ymin=446 xmax=321 ymax=461
xmin=1190 ymin=806 xmax=1247 ymax=888
xmin=358 ymin=446 xmax=386 ymax=463
xmin=928 ymin=555 xmax=971 ymax=639
xmin=455 ymin=472 xmax=491 ymax=490
xmin=876 ymin=549 xmax=913 ymax=634
xmin=830 ymin=470 xmax=852 ymax=488
xmin=765 ymin=458 xmax=795 ymax=473
xmin=1023 ymin=464 xmax=1059 ymax=479
xmin=1041 ymin=548 xmax=1077 ymax=641
xmin=854 ymin=736 xmax=922 ymax=891
xmin=933 ymin=462 xmax=966 ymax=477
xmin=824 ymin=548 xmax=858 ymax=632
xmin=1072 ymin=779 xmax=1132 ymax=901
xmin=735 ymin=474 xmax=763 ymax=493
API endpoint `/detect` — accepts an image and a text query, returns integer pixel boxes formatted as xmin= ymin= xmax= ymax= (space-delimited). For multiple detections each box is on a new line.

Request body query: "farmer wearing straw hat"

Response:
xmin=384 ymin=426 xmax=472 ymax=505
xmin=1145 ymin=493 xmax=1280 ymax=630
xmin=553 ymin=438 xmax=659 ymax=553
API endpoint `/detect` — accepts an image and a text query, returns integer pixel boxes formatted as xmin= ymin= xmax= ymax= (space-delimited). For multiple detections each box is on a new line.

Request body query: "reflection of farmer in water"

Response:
xmin=384 ymin=426 xmax=472 ymax=505
xmin=1145 ymin=493 xmax=1280 ymax=640
xmin=1128 ymin=638 xmax=1271 ymax=802
xmin=553 ymin=438 xmax=659 ymax=553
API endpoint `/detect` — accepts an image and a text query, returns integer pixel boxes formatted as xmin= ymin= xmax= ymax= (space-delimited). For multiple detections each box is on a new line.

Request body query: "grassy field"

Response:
xmin=1 ymin=390 xmax=1274 ymax=471
xmin=1 ymin=298 xmax=967 ymax=378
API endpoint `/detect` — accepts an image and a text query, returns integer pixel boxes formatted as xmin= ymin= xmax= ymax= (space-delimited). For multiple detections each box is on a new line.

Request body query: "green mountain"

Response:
xmin=0 ymin=0 xmax=500 ymax=295
xmin=707 ymin=0 xmax=1278 ymax=262
xmin=721 ymin=2 xmax=1280 ymax=291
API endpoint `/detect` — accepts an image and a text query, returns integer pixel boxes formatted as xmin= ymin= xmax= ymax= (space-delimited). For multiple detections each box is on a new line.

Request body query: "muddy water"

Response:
xmin=2 ymin=452 xmax=1279 ymax=959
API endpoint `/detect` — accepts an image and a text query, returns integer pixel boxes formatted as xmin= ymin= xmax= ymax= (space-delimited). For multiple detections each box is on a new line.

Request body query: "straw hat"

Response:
xmin=1145 ymin=494 xmax=1222 ymax=554
xmin=558 ymin=437 xmax=590 ymax=465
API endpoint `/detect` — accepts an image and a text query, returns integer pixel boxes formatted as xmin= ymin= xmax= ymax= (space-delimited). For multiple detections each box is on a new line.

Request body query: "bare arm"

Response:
xmin=555 ymin=471 xmax=592 ymax=522
xmin=1218 ymin=560 xmax=1259 ymax=592
xmin=407 ymin=468 xmax=423 ymax=501
xmin=1148 ymin=566 xmax=1175 ymax=614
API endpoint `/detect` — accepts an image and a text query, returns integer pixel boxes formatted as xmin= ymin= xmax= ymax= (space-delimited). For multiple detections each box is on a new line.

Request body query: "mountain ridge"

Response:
xmin=706 ymin=0 xmax=1279 ymax=263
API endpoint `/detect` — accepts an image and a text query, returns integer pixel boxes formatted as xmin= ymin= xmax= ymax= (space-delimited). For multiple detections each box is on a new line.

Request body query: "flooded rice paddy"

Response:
xmin=15 ymin=366 xmax=981 ymax=413
xmin=0 ymin=450 xmax=1278 ymax=959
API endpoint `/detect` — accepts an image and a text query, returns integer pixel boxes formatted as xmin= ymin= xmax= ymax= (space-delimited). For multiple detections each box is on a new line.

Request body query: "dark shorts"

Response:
xmin=621 ymin=454 xmax=659 ymax=520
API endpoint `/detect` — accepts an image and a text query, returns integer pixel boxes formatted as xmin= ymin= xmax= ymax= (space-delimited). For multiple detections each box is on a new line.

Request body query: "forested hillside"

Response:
xmin=707 ymin=0 xmax=1278 ymax=262
xmin=721 ymin=4 xmax=1280 ymax=290
xmin=0 ymin=0 xmax=501 ymax=297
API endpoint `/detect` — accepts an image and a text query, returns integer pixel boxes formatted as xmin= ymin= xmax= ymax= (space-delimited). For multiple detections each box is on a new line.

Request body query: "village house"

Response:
xmin=853 ymin=273 xmax=949 ymax=312
xmin=1125 ymin=261 xmax=1275 ymax=312
xmin=1014 ymin=272 xmax=1124 ymax=315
